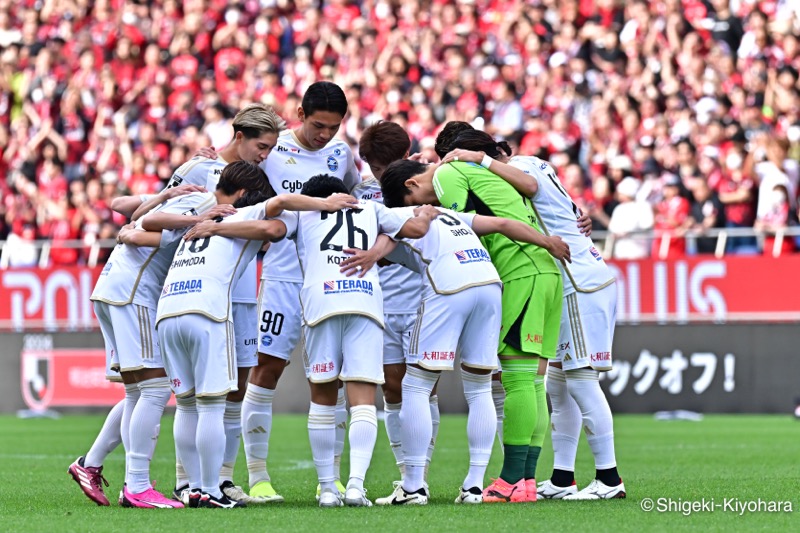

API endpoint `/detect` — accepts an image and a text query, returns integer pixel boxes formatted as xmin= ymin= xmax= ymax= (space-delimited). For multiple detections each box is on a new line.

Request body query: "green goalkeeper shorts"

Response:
xmin=498 ymin=273 xmax=562 ymax=360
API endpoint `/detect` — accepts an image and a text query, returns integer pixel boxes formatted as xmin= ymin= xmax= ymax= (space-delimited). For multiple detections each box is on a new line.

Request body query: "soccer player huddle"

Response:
xmin=68 ymin=82 xmax=625 ymax=510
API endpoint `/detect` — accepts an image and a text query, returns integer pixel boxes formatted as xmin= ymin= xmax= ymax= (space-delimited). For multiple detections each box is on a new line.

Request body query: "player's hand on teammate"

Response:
xmin=202 ymin=204 xmax=237 ymax=221
xmin=183 ymin=220 xmax=217 ymax=241
xmin=577 ymin=212 xmax=592 ymax=236
xmin=414 ymin=204 xmax=441 ymax=220
xmin=544 ymin=235 xmax=571 ymax=263
xmin=440 ymin=148 xmax=485 ymax=165
xmin=194 ymin=146 xmax=218 ymax=159
xmin=407 ymin=152 xmax=430 ymax=164
xmin=339 ymin=247 xmax=380 ymax=278
xmin=117 ymin=223 xmax=136 ymax=244
xmin=323 ymin=193 xmax=359 ymax=212
xmin=164 ymin=184 xmax=207 ymax=199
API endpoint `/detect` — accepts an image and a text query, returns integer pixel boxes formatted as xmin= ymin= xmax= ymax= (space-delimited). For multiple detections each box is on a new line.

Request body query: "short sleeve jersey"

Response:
xmin=276 ymin=200 xmax=411 ymax=327
xmin=91 ymin=192 xmax=218 ymax=308
xmin=509 ymin=156 xmax=614 ymax=295
xmin=262 ymin=130 xmax=361 ymax=283
xmin=432 ymin=162 xmax=559 ymax=282
xmin=165 ymin=155 xmax=258 ymax=305
xmin=387 ymin=207 xmax=501 ymax=301
xmin=351 ymin=178 xmax=422 ymax=314
xmin=156 ymin=201 xmax=270 ymax=324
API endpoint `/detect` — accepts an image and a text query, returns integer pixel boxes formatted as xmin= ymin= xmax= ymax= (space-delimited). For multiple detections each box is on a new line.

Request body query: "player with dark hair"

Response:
xmin=434 ymin=121 xmax=475 ymax=160
xmin=358 ymin=121 xmax=412 ymax=179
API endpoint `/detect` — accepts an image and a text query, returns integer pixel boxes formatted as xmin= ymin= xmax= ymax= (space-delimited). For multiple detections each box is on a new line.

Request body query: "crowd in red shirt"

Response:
xmin=1 ymin=0 xmax=799 ymax=264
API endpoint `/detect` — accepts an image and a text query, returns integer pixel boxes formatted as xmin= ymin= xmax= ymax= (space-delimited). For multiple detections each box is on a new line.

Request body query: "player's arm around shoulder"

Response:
xmin=471 ymin=215 xmax=571 ymax=263
xmin=441 ymin=149 xmax=539 ymax=197
xmin=396 ymin=204 xmax=441 ymax=239
xmin=264 ymin=193 xmax=359 ymax=217
xmin=116 ymin=223 xmax=162 ymax=248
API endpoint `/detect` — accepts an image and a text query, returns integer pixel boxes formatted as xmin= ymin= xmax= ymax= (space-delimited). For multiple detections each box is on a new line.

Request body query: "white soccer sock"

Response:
xmin=174 ymin=396 xmax=200 ymax=489
xmin=220 ymin=400 xmax=243 ymax=483
xmin=196 ymin=396 xmax=227 ymax=498
xmin=491 ymin=379 xmax=505 ymax=444
xmin=126 ymin=377 xmax=171 ymax=493
xmin=547 ymin=366 xmax=581 ymax=473
xmin=242 ymin=384 xmax=274 ymax=486
xmin=566 ymin=368 xmax=617 ymax=470
xmin=347 ymin=405 xmax=378 ymax=491
xmin=121 ymin=383 xmax=140 ymax=479
xmin=308 ymin=402 xmax=337 ymax=491
xmin=383 ymin=400 xmax=404 ymax=476
xmin=425 ymin=394 xmax=440 ymax=480
xmin=462 ymin=369 xmax=494 ymax=490
xmin=84 ymin=400 xmax=124 ymax=468
xmin=400 ymin=367 xmax=437 ymax=493
xmin=334 ymin=387 xmax=347 ymax=481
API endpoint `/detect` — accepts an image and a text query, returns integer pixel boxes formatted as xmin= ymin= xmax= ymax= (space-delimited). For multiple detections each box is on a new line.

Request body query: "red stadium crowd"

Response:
xmin=1 ymin=0 xmax=799 ymax=265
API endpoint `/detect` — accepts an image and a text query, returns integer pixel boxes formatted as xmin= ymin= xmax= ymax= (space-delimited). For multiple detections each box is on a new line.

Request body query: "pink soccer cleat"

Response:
xmin=68 ymin=456 xmax=110 ymax=506
xmin=482 ymin=478 xmax=527 ymax=503
xmin=121 ymin=485 xmax=185 ymax=508
xmin=523 ymin=478 xmax=537 ymax=502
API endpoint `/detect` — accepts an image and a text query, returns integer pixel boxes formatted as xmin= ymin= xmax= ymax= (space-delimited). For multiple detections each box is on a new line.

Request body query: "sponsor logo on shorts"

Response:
xmin=591 ymin=352 xmax=611 ymax=362
xmin=421 ymin=351 xmax=455 ymax=361
xmin=326 ymin=155 xmax=338 ymax=172
xmin=161 ymin=279 xmax=203 ymax=297
xmin=558 ymin=341 xmax=571 ymax=351
xmin=311 ymin=362 xmax=335 ymax=374
xmin=100 ymin=262 xmax=113 ymax=276
xmin=589 ymin=246 xmax=602 ymax=261
xmin=260 ymin=335 xmax=273 ymax=347
xmin=323 ymin=279 xmax=373 ymax=295
xmin=244 ymin=338 xmax=257 ymax=346
xmin=171 ymin=378 xmax=181 ymax=388
xmin=455 ymin=248 xmax=492 ymax=264
xmin=524 ymin=333 xmax=543 ymax=344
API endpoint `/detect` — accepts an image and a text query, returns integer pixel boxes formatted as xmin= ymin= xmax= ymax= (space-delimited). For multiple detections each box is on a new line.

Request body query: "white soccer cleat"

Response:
xmin=375 ymin=481 xmax=403 ymax=506
xmin=562 ymin=479 xmax=626 ymax=500
xmin=344 ymin=487 xmax=373 ymax=507
xmin=537 ymin=479 xmax=578 ymax=499
xmin=454 ymin=486 xmax=483 ymax=504
xmin=220 ymin=481 xmax=266 ymax=504
xmin=318 ymin=488 xmax=344 ymax=508
xmin=387 ymin=485 xmax=428 ymax=506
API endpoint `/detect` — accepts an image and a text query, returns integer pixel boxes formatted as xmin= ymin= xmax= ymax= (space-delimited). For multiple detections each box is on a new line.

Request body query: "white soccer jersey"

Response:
xmin=261 ymin=130 xmax=361 ymax=283
xmin=351 ymin=178 xmax=422 ymax=314
xmin=91 ymin=192 xmax=218 ymax=307
xmin=165 ymin=155 xmax=257 ymax=305
xmin=509 ymin=156 xmax=615 ymax=295
xmin=276 ymin=200 xmax=411 ymax=327
xmin=386 ymin=207 xmax=501 ymax=300
xmin=156 ymin=201 xmax=271 ymax=324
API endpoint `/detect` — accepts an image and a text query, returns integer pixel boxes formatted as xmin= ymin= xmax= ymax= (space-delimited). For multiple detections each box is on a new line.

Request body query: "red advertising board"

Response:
xmin=606 ymin=255 xmax=800 ymax=322
xmin=2 ymin=257 xmax=800 ymax=328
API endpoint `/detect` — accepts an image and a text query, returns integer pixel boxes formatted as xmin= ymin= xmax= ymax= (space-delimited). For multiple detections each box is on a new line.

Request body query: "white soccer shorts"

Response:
xmin=382 ymin=313 xmax=416 ymax=365
xmin=303 ymin=314 xmax=384 ymax=384
xmin=232 ymin=302 xmax=258 ymax=368
xmin=94 ymin=301 xmax=162 ymax=374
xmin=256 ymin=279 xmax=302 ymax=360
xmin=555 ymin=284 xmax=617 ymax=372
xmin=157 ymin=314 xmax=237 ymax=397
xmin=406 ymin=283 xmax=501 ymax=372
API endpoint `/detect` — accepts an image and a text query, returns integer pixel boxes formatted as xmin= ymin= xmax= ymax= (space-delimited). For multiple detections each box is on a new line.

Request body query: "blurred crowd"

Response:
xmin=1 ymin=0 xmax=799 ymax=266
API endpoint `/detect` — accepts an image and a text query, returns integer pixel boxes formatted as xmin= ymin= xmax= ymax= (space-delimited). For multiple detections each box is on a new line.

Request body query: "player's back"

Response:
xmin=262 ymin=130 xmax=361 ymax=283
xmin=433 ymin=161 xmax=559 ymax=282
xmin=389 ymin=207 xmax=500 ymax=300
xmin=166 ymin=156 xmax=227 ymax=190
xmin=509 ymin=156 xmax=614 ymax=294
xmin=157 ymin=201 xmax=268 ymax=324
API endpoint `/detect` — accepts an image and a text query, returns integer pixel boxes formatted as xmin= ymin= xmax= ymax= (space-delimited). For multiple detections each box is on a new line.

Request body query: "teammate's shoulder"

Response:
xmin=350 ymin=177 xmax=379 ymax=194
xmin=175 ymin=156 xmax=212 ymax=173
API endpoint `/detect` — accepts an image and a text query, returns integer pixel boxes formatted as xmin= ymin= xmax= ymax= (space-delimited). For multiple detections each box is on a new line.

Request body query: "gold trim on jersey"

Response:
xmin=90 ymin=248 xmax=161 ymax=306
xmin=305 ymin=311 xmax=384 ymax=329
xmin=119 ymin=364 xmax=146 ymax=372
xmin=528 ymin=203 xmax=616 ymax=294
xmin=339 ymin=376 xmax=385 ymax=384
xmin=289 ymin=129 xmax=317 ymax=151
xmin=410 ymin=299 xmax=425 ymax=355
xmin=401 ymin=242 xmax=502 ymax=296
xmin=350 ymin=177 xmax=379 ymax=195
xmin=156 ymin=310 xmax=228 ymax=324
xmin=418 ymin=361 xmax=498 ymax=372
xmin=226 ymin=321 xmax=235 ymax=382
xmin=196 ymin=388 xmax=234 ymax=397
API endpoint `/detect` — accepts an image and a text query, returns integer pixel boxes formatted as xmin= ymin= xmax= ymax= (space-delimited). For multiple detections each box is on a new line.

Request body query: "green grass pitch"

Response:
xmin=1 ymin=414 xmax=797 ymax=532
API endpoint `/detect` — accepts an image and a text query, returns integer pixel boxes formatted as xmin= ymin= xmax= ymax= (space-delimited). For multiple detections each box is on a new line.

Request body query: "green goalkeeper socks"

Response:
xmin=499 ymin=370 xmax=537 ymax=483
xmin=525 ymin=377 xmax=549 ymax=479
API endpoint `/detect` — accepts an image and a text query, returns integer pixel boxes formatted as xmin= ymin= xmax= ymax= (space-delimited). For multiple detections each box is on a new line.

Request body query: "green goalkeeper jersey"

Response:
xmin=432 ymin=161 xmax=559 ymax=282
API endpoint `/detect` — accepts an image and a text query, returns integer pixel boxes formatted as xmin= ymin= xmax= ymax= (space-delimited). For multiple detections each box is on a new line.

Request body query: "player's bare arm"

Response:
xmin=264 ymin=193 xmax=359 ymax=217
xmin=130 ymin=184 xmax=207 ymax=221
xmin=194 ymin=146 xmax=219 ymax=159
xmin=184 ymin=219 xmax=288 ymax=243
xmin=471 ymin=215 xmax=572 ymax=263
xmin=339 ymin=234 xmax=399 ymax=278
xmin=141 ymin=204 xmax=237 ymax=231
xmin=441 ymin=148 xmax=539 ymax=197
xmin=116 ymin=224 xmax=162 ymax=248
xmin=396 ymin=204 xmax=440 ymax=239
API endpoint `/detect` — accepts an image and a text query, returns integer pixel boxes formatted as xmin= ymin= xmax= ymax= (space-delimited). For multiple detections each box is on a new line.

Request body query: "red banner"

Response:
xmin=2 ymin=257 xmax=800 ymax=328
xmin=606 ymin=255 xmax=800 ymax=323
